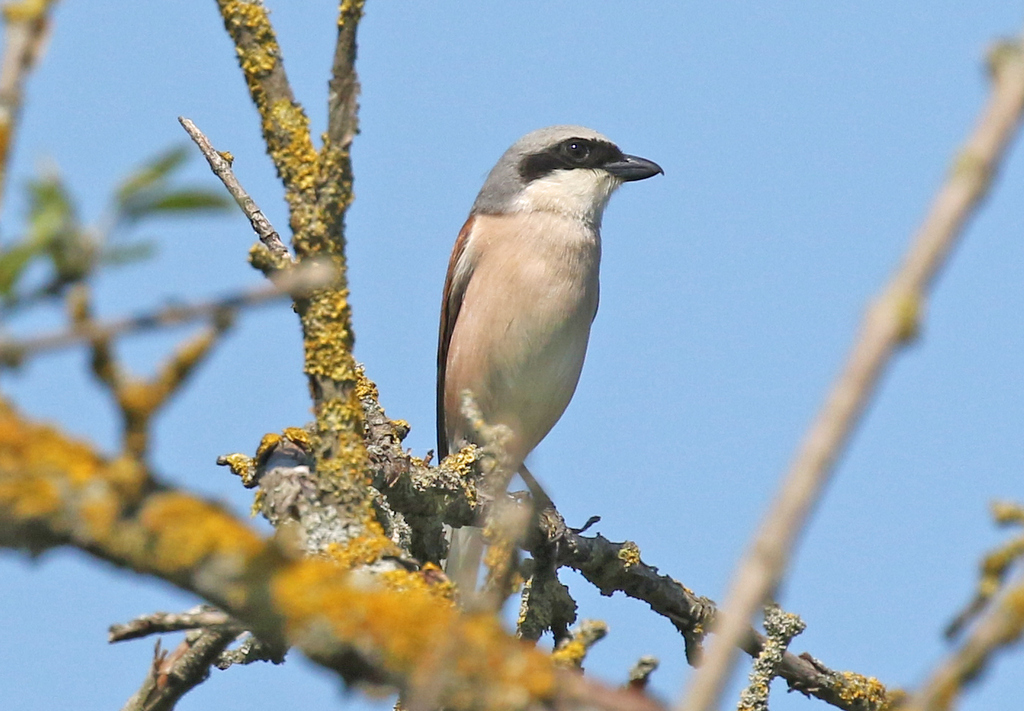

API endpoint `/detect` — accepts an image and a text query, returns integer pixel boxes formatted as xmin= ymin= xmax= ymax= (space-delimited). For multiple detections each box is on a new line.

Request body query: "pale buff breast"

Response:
xmin=444 ymin=212 xmax=601 ymax=468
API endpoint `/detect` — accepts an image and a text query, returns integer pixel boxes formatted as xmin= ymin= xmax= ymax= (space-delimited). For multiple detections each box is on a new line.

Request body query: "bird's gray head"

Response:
xmin=471 ymin=125 xmax=663 ymax=224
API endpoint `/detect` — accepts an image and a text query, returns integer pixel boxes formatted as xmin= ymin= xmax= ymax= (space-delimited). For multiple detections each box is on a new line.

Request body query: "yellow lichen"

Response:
xmin=79 ymin=494 xmax=120 ymax=539
xmin=550 ymin=638 xmax=587 ymax=668
xmin=220 ymin=0 xmax=280 ymax=77
xmin=618 ymin=541 xmax=641 ymax=569
xmin=301 ymin=286 xmax=357 ymax=381
xmin=0 ymin=475 xmax=59 ymax=518
xmin=325 ymin=526 xmax=400 ymax=571
xmin=255 ymin=433 xmax=282 ymax=463
xmin=836 ymin=670 xmax=892 ymax=708
xmin=0 ymin=401 xmax=150 ymax=534
xmin=2 ymin=0 xmax=54 ymax=23
xmin=272 ymin=559 xmax=556 ymax=709
xmin=221 ymin=452 xmax=256 ymax=483
xmin=282 ymin=427 xmax=311 ymax=449
xmin=139 ymin=493 xmax=263 ymax=572
xmin=354 ymin=365 xmax=379 ymax=400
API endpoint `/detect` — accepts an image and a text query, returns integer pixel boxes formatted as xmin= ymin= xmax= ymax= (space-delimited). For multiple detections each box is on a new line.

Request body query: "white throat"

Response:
xmin=514 ymin=169 xmax=620 ymax=226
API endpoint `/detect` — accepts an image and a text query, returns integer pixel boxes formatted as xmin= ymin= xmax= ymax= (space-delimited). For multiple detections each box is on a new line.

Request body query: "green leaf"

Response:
xmin=0 ymin=243 xmax=42 ymax=296
xmin=26 ymin=172 xmax=77 ymax=249
xmin=141 ymin=188 xmax=230 ymax=214
xmin=115 ymin=146 xmax=190 ymax=208
xmin=100 ymin=240 xmax=158 ymax=266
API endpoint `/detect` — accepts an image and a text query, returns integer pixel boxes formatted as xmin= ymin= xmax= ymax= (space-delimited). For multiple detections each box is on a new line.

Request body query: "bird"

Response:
xmin=436 ymin=125 xmax=663 ymax=592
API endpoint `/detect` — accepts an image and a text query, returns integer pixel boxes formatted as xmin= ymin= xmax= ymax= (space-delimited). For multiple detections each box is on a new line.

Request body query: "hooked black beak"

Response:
xmin=603 ymin=154 xmax=664 ymax=182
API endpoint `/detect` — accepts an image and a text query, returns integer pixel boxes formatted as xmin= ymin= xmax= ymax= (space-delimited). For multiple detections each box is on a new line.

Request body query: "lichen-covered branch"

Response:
xmin=679 ymin=30 xmax=1024 ymax=711
xmin=354 ymin=372 xmax=895 ymax=711
xmin=0 ymin=401 xmax=668 ymax=711
xmin=737 ymin=605 xmax=806 ymax=711
xmin=0 ymin=0 xmax=57 ymax=209
xmin=214 ymin=0 xmax=317 ymax=233
xmin=216 ymin=0 xmax=371 ymax=542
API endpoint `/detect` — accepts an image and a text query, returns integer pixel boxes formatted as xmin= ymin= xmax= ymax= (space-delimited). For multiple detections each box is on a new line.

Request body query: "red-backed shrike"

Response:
xmin=437 ymin=125 xmax=662 ymax=590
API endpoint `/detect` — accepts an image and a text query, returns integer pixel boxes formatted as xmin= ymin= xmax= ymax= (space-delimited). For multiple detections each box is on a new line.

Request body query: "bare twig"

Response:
xmin=0 ymin=261 xmax=334 ymax=364
xmin=109 ymin=606 xmax=237 ymax=643
xmin=214 ymin=633 xmax=286 ymax=669
xmin=326 ymin=0 xmax=362 ymax=148
xmin=120 ymin=629 xmax=238 ymax=711
xmin=679 ymin=32 xmax=1024 ymax=711
xmin=178 ymin=116 xmax=292 ymax=264
xmin=0 ymin=0 xmax=57 ymax=210
xmin=627 ymin=657 xmax=659 ymax=692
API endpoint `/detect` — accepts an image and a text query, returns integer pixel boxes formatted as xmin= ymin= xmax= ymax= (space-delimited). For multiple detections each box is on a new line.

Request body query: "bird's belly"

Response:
xmin=489 ymin=317 xmax=591 ymax=448
xmin=447 ymin=282 xmax=596 ymax=466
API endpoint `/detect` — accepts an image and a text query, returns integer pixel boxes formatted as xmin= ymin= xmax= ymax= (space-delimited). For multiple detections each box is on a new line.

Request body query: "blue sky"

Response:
xmin=2 ymin=2 xmax=1023 ymax=710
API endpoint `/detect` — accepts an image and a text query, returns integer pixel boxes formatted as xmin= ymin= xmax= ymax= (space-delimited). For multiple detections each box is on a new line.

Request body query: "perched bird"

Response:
xmin=437 ymin=125 xmax=662 ymax=591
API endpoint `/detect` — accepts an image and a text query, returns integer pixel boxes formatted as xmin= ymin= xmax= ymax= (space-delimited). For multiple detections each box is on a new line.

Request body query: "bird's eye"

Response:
xmin=562 ymin=140 xmax=591 ymax=162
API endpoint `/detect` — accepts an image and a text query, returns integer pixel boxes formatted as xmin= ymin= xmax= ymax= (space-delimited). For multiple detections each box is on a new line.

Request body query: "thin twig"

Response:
xmin=178 ymin=116 xmax=292 ymax=263
xmin=326 ymin=0 xmax=362 ymax=148
xmin=109 ymin=606 xmax=237 ymax=643
xmin=0 ymin=261 xmax=334 ymax=364
xmin=120 ymin=629 xmax=238 ymax=711
xmin=0 ymin=0 xmax=57 ymax=211
xmin=214 ymin=633 xmax=286 ymax=669
xmin=679 ymin=32 xmax=1024 ymax=711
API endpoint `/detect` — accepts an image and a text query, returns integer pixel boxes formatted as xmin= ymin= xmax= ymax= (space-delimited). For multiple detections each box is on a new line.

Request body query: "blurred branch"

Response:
xmin=899 ymin=501 xmax=1024 ymax=711
xmin=70 ymin=283 xmax=232 ymax=460
xmin=177 ymin=116 xmax=292 ymax=266
xmin=946 ymin=501 xmax=1024 ymax=638
xmin=627 ymin=657 xmax=659 ymax=693
xmin=0 ymin=0 xmax=56 ymax=211
xmin=902 ymin=574 xmax=1024 ymax=711
xmin=0 ymin=262 xmax=332 ymax=365
xmin=0 ymin=402 xmax=670 ymax=711
xmin=680 ymin=31 xmax=1024 ymax=711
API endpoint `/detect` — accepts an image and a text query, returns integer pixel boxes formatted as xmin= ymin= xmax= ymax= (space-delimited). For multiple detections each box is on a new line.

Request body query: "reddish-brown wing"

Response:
xmin=436 ymin=215 xmax=476 ymax=460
